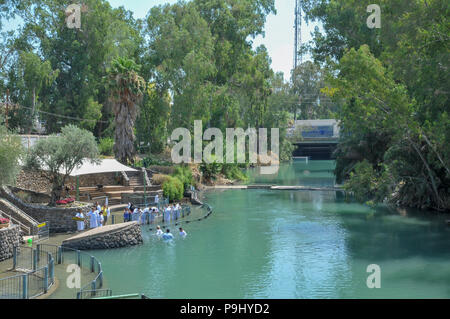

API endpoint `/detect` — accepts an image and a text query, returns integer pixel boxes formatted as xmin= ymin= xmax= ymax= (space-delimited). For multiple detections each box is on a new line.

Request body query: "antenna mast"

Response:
xmin=294 ymin=0 xmax=303 ymax=70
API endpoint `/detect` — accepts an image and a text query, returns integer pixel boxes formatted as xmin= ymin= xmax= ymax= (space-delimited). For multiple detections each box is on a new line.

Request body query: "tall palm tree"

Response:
xmin=108 ymin=57 xmax=146 ymax=164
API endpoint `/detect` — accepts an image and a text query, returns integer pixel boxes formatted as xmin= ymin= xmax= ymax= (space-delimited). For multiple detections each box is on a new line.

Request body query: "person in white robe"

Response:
xmin=155 ymin=225 xmax=163 ymax=237
xmin=97 ymin=212 xmax=104 ymax=227
xmin=75 ymin=211 xmax=85 ymax=231
xmin=87 ymin=208 xmax=98 ymax=229
xmin=179 ymin=227 xmax=187 ymax=238
xmin=164 ymin=206 xmax=171 ymax=224
xmin=140 ymin=208 xmax=148 ymax=225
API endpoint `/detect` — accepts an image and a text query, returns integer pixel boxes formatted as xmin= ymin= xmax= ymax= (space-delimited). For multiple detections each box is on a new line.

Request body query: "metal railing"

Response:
xmin=38 ymin=244 xmax=104 ymax=299
xmin=78 ymin=289 xmax=112 ymax=300
xmin=0 ymin=246 xmax=55 ymax=299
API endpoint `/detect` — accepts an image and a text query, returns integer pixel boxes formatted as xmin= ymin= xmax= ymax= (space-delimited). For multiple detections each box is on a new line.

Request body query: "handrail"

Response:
xmin=38 ymin=243 xmax=104 ymax=299
xmin=0 ymin=246 xmax=54 ymax=299
xmin=0 ymin=212 xmax=31 ymax=235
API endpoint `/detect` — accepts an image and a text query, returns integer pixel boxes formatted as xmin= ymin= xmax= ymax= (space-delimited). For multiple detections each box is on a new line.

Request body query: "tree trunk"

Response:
xmin=49 ymin=174 xmax=66 ymax=206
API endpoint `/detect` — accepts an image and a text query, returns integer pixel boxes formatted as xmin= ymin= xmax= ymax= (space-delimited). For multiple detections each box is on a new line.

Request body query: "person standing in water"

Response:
xmin=162 ymin=228 xmax=174 ymax=240
xmin=155 ymin=225 xmax=163 ymax=237
xmin=179 ymin=227 xmax=187 ymax=238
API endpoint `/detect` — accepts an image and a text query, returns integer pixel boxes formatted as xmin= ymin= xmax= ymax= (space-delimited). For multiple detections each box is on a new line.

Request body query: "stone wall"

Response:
xmin=62 ymin=222 xmax=143 ymax=250
xmin=0 ymin=198 xmax=38 ymax=234
xmin=15 ymin=170 xmax=53 ymax=194
xmin=0 ymin=186 xmax=90 ymax=234
xmin=67 ymin=172 xmax=124 ymax=187
xmin=10 ymin=187 xmax=51 ymax=204
xmin=0 ymin=225 xmax=21 ymax=262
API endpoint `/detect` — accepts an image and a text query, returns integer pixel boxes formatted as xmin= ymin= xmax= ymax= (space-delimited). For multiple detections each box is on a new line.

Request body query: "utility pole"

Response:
xmin=294 ymin=0 xmax=303 ymax=71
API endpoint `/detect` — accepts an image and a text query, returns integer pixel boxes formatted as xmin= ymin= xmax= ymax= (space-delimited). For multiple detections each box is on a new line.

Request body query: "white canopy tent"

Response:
xmin=67 ymin=159 xmax=138 ymax=203
xmin=66 ymin=158 xmax=138 ymax=176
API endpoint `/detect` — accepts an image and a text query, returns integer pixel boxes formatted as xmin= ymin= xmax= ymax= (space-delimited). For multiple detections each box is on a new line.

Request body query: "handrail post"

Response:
xmin=77 ymin=250 xmax=81 ymax=267
xmin=22 ymin=274 xmax=28 ymax=299
xmin=91 ymin=281 xmax=96 ymax=297
xmin=44 ymin=266 xmax=49 ymax=293
xmin=32 ymin=249 xmax=37 ymax=270
xmin=57 ymin=246 xmax=62 ymax=264
xmin=13 ymin=246 xmax=17 ymax=269
xmin=90 ymin=256 xmax=95 ymax=273
xmin=36 ymin=244 xmax=41 ymax=263
xmin=49 ymin=258 xmax=54 ymax=283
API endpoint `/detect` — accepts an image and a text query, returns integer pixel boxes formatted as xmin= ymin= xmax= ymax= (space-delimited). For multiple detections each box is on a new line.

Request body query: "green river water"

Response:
xmin=84 ymin=160 xmax=450 ymax=299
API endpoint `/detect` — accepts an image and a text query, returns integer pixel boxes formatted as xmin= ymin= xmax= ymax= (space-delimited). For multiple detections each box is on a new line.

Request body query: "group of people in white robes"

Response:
xmin=76 ymin=202 xmax=111 ymax=231
xmin=155 ymin=225 xmax=187 ymax=241
xmin=163 ymin=204 xmax=182 ymax=224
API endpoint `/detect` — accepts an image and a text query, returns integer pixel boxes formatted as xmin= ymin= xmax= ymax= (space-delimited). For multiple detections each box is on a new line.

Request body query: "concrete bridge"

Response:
xmin=287 ymin=119 xmax=340 ymax=160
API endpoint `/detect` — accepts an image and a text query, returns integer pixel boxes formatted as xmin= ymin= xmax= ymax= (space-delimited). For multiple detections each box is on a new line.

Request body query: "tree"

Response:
xmin=7 ymin=51 xmax=58 ymax=133
xmin=107 ymin=57 xmax=145 ymax=164
xmin=26 ymin=125 xmax=99 ymax=206
xmin=0 ymin=121 xmax=23 ymax=186
xmin=326 ymin=45 xmax=449 ymax=211
xmin=291 ymin=61 xmax=336 ymax=120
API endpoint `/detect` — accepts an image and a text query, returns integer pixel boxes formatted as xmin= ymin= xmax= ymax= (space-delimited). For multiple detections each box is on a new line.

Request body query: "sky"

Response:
xmin=3 ymin=0 xmax=320 ymax=82
xmin=108 ymin=0 xmax=319 ymax=81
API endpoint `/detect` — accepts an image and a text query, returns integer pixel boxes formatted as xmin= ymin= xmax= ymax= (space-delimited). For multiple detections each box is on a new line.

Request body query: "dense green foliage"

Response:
xmin=1 ymin=0 xmax=296 ymax=166
xmin=302 ymin=0 xmax=449 ymax=211
xmin=98 ymin=137 xmax=114 ymax=156
xmin=25 ymin=125 xmax=99 ymax=205
xmin=162 ymin=176 xmax=184 ymax=202
xmin=172 ymin=165 xmax=194 ymax=189
xmin=0 ymin=121 xmax=23 ymax=186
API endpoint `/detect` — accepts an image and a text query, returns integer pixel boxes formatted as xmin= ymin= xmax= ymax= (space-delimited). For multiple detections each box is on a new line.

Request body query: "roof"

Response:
xmin=66 ymin=159 xmax=138 ymax=177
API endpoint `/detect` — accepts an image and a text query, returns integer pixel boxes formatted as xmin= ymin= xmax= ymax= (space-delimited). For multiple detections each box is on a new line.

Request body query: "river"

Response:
xmin=86 ymin=160 xmax=450 ymax=298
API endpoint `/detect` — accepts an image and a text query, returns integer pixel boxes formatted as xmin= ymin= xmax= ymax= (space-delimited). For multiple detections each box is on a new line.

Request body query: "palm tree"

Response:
xmin=108 ymin=57 xmax=146 ymax=164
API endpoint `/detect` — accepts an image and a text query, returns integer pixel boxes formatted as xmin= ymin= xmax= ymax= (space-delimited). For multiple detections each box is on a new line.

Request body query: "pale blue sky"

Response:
xmin=3 ymin=0 xmax=319 ymax=81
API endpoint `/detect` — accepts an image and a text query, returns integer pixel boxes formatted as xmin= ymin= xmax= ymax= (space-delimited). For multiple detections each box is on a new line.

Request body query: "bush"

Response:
xmin=152 ymin=174 xmax=170 ymax=185
xmin=162 ymin=176 xmax=184 ymax=202
xmin=141 ymin=155 xmax=172 ymax=167
xmin=199 ymin=161 xmax=221 ymax=181
xmin=172 ymin=165 xmax=193 ymax=188
xmin=221 ymin=164 xmax=248 ymax=181
xmin=98 ymin=138 xmax=114 ymax=156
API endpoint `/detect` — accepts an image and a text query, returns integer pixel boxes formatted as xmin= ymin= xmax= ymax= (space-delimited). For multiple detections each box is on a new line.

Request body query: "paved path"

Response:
xmin=205 ymin=185 xmax=344 ymax=191
xmin=63 ymin=222 xmax=138 ymax=243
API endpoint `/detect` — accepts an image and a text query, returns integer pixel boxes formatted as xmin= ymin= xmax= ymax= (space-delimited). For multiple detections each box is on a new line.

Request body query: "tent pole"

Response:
xmin=143 ymin=170 xmax=147 ymax=207
xmin=76 ymin=176 xmax=80 ymax=201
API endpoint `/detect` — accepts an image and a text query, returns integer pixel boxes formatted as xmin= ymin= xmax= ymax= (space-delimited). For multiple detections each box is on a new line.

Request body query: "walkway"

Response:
xmin=205 ymin=185 xmax=343 ymax=191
